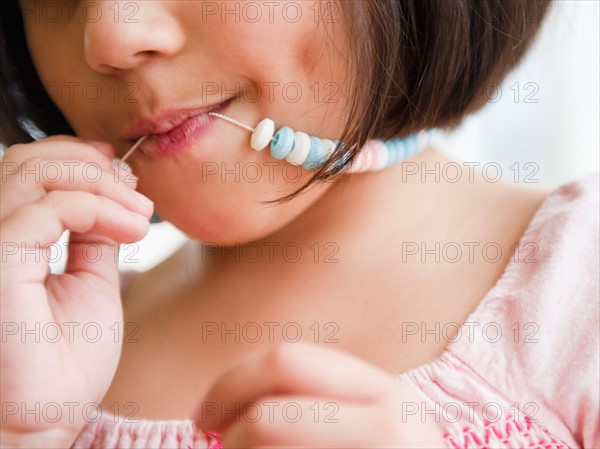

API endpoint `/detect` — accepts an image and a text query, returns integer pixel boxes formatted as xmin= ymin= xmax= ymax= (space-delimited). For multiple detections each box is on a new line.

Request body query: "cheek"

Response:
xmin=187 ymin=2 xmax=349 ymax=133
xmin=137 ymin=5 xmax=349 ymax=242
xmin=181 ymin=2 xmax=315 ymax=69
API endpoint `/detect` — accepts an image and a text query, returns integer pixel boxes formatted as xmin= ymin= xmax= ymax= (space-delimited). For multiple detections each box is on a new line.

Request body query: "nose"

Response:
xmin=83 ymin=1 xmax=184 ymax=74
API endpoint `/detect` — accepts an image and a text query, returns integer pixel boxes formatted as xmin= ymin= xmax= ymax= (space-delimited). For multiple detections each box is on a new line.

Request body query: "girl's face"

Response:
xmin=19 ymin=1 xmax=352 ymax=243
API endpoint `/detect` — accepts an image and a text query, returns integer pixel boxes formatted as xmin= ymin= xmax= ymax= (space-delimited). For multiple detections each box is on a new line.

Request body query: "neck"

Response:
xmin=130 ymin=145 xmax=548 ymax=321
xmin=186 ymin=146 xmax=461 ymax=274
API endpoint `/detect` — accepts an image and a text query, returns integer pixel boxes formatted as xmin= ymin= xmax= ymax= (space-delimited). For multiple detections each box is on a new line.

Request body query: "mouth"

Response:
xmin=122 ymin=97 xmax=235 ymax=158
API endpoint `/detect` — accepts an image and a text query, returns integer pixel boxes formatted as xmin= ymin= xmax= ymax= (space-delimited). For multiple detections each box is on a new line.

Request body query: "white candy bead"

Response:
xmin=286 ymin=131 xmax=311 ymax=165
xmin=321 ymin=139 xmax=337 ymax=158
xmin=250 ymin=118 xmax=275 ymax=151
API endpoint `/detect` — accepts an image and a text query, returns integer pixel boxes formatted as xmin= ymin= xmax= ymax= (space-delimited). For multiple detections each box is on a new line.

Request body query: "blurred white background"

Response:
xmin=436 ymin=0 xmax=599 ymax=186
xmin=50 ymin=0 xmax=599 ymax=273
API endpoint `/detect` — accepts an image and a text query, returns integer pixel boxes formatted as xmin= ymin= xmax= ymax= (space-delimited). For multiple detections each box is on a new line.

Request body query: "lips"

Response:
xmin=122 ymin=97 xmax=234 ymax=157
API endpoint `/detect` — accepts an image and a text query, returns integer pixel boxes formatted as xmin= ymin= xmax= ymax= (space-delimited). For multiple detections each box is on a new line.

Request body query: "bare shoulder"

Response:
xmin=494 ymin=179 xmax=551 ymax=213
xmin=461 ymin=155 xmax=552 ymax=223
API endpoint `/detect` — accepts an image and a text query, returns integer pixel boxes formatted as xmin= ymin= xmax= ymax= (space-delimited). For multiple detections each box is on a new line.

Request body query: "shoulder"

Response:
xmin=463 ymin=172 xmax=600 ymax=448
xmin=554 ymin=171 xmax=598 ymax=203
xmin=506 ymin=172 xmax=599 ymax=290
xmin=525 ymin=172 xmax=600 ymax=449
xmin=497 ymin=173 xmax=599 ymax=335
xmin=521 ymin=172 xmax=599 ymax=339
xmin=537 ymin=172 xmax=599 ymax=230
xmin=435 ymin=173 xmax=599 ymax=448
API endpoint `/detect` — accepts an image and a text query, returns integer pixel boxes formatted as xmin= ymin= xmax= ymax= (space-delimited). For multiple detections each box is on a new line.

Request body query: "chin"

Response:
xmin=161 ymin=204 xmax=281 ymax=246
xmin=140 ymin=172 xmax=326 ymax=246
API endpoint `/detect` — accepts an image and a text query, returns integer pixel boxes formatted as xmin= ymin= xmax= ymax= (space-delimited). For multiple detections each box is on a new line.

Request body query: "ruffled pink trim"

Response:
xmin=71 ymin=413 xmax=221 ymax=449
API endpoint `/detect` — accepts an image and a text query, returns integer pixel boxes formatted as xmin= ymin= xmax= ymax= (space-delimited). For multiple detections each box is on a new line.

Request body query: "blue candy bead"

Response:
xmin=270 ymin=126 xmax=295 ymax=160
xmin=408 ymin=135 xmax=422 ymax=158
xmin=405 ymin=134 xmax=418 ymax=153
xmin=301 ymin=136 xmax=327 ymax=170
xmin=330 ymin=144 xmax=353 ymax=173
xmin=426 ymin=129 xmax=437 ymax=146
xmin=385 ymin=139 xmax=406 ymax=167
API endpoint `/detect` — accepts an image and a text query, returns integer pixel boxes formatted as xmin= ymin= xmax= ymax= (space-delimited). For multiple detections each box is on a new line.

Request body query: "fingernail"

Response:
xmin=129 ymin=211 xmax=152 ymax=226
xmin=131 ymin=190 xmax=153 ymax=207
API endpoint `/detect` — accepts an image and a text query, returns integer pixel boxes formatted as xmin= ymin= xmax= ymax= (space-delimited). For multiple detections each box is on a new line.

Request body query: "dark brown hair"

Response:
xmin=0 ymin=0 xmax=552 ymax=202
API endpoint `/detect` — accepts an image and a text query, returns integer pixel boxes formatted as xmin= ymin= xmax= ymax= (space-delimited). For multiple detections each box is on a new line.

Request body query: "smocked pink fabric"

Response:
xmin=71 ymin=173 xmax=599 ymax=449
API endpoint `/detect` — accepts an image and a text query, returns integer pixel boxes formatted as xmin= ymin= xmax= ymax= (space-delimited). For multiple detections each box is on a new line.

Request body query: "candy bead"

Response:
xmin=385 ymin=139 xmax=406 ymax=167
xmin=206 ymin=110 xmax=436 ymax=174
xmin=418 ymin=130 xmax=430 ymax=149
xmin=331 ymin=144 xmax=351 ymax=172
xmin=405 ymin=134 xmax=419 ymax=157
xmin=322 ymin=139 xmax=337 ymax=158
xmin=250 ymin=118 xmax=274 ymax=151
xmin=270 ymin=126 xmax=295 ymax=160
xmin=301 ymin=136 xmax=327 ymax=169
xmin=348 ymin=152 xmax=368 ymax=173
xmin=369 ymin=140 xmax=389 ymax=171
xmin=286 ymin=131 xmax=311 ymax=165
xmin=359 ymin=145 xmax=381 ymax=172
xmin=312 ymin=139 xmax=337 ymax=168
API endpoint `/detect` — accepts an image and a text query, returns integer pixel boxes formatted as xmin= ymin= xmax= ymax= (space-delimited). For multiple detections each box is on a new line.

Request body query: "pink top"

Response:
xmin=71 ymin=173 xmax=599 ymax=449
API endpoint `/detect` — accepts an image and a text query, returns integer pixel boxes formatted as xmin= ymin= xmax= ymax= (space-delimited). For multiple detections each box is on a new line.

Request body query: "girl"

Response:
xmin=1 ymin=1 xmax=598 ymax=448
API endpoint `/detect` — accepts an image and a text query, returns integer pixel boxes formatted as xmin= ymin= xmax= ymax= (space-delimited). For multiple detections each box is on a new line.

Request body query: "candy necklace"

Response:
xmin=120 ymin=114 xmax=435 ymax=223
xmin=206 ymin=112 xmax=435 ymax=173
xmin=121 ymin=114 xmax=435 ymax=172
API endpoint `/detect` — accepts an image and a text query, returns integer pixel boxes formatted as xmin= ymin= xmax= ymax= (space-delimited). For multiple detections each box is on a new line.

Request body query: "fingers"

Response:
xmin=195 ymin=349 xmax=447 ymax=448
xmin=0 ymin=158 xmax=148 ymax=221
xmin=3 ymin=188 xmax=151 ymax=242
xmin=0 ymin=136 xmax=140 ymax=221
xmin=1 ymin=190 xmax=151 ymax=284
xmin=1 ymin=137 xmax=115 ymax=168
xmin=196 ymin=342 xmax=394 ymax=432
xmin=214 ymin=397 xmax=373 ymax=448
xmin=0 ymin=137 xmax=152 ymax=287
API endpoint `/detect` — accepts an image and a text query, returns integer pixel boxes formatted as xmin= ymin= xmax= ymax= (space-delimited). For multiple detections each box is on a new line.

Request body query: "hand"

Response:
xmin=193 ymin=341 xmax=447 ymax=448
xmin=0 ymin=136 xmax=153 ymax=446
